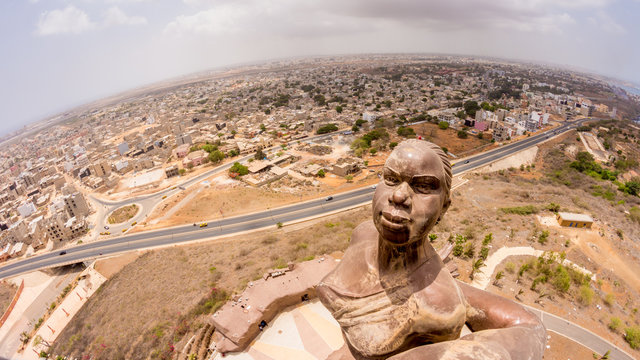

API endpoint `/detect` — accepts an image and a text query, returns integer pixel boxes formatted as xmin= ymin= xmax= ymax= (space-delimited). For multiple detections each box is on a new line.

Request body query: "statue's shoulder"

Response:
xmin=350 ymin=220 xmax=377 ymax=246
xmin=317 ymin=220 xmax=380 ymax=298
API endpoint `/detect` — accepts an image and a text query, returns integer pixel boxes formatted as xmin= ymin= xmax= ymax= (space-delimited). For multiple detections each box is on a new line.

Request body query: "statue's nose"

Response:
xmin=390 ymin=183 xmax=411 ymax=207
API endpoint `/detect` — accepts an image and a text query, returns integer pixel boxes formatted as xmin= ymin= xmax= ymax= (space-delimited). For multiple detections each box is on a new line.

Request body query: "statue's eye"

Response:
xmin=413 ymin=178 xmax=439 ymax=194
xmin=384 ymin=174 xmax=400 ymax=186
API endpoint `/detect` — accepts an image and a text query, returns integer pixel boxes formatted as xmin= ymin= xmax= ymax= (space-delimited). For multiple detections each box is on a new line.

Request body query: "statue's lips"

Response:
xmin=380 ymin=210 xmax=410 ymax=231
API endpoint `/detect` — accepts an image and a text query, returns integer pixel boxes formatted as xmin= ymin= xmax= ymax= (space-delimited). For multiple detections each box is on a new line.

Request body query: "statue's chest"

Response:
xmin=333 ymin=283 xmax=467 ymax=357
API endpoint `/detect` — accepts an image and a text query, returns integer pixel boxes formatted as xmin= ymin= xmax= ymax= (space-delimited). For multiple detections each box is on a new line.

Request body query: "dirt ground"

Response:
xmin=108 ymin=204 xmax=139 ymax=224
xmin=50 ymin=207 xmax=371 ymax=360
xmin=94 ymin=252 xmax=141 ymax=279
xmin=0 ymin=280 xmax=17 ymax=315
xmin=544 ymin=331 xmax=599 ymax=359
xmin=138 ymin=171 xmax=379 ymax=231
xmin=409 ymin=122 xmax=495 ymax=156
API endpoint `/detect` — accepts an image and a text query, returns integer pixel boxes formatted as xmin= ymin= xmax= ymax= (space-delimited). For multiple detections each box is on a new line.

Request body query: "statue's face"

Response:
xmin=373 ymin=143 xmax=450 ymax=246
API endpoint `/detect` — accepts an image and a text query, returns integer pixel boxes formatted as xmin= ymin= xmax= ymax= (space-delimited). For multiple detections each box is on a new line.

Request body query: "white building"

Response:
xmin=17 ymin=201 xmax=37 ymax=218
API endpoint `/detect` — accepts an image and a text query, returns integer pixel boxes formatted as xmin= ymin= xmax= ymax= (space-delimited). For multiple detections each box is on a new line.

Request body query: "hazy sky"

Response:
xmin=1 ymin=0 xmax=639 ymax=136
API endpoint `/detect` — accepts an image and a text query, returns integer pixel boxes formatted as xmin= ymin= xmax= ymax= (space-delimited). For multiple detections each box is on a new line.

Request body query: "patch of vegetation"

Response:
xmin=608 ymin=317 xmax=621 ymax=332
xmin=316 ymin=123 xmax=338 ymax=134
xmin=229 ymin=162 xmax=249 ymax=176
xmin=108 ymin=204 xmax=139 ymax=224
xmin=625 ymin=326 xmax=640 ymax=349
xmin=499 ymin=205 xmax=538 ymax=215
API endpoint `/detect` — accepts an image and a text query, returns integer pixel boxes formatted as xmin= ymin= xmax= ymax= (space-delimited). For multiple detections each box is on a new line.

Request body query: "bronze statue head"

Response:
xmin=372 ymin=140 xmax=451 ymax=246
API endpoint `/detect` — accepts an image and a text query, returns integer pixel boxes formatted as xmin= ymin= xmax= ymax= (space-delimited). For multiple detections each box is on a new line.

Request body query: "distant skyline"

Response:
xmin=1 ymin=0 xmax=639 ymax=136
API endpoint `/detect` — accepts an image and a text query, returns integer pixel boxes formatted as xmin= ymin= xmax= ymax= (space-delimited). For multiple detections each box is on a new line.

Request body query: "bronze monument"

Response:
xmin=317 ymin=140 xmax=546 ymax=360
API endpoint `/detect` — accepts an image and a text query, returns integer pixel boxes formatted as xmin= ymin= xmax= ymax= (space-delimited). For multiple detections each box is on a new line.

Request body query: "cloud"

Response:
xmin=164 ymin=0 xmax=611 ymax=37
xmin=104 ymin=6 xmax=148 ymax=26
xmin=588 ymin=11 xmax=625 ymax=34
xmin=36 ymin=5 xmax=96 ymax=36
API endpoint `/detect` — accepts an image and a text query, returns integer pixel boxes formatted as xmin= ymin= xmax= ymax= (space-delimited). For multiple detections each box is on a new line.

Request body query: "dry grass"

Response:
xmin=409 ymin=122 xmax=494 ymax=156
xmin=0 ymin=280 xmax=17 ymax=314
xmin=50 ymin=206 xmax=370 ymax=360
xmin=108 ymin=204 xmax=139 ymax=224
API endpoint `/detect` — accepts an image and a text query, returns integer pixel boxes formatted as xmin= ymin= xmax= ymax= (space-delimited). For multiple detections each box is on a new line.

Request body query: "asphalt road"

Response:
xmin=526 ymin=306 xmax=634 ymax=360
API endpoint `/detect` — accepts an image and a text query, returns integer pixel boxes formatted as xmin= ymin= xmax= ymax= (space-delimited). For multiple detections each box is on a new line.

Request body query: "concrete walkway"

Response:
xmin=20 ymin=266 xmax=106 ymax=360
xmin=0 ymin=270 xmax=78 ymax=359
xmin=471 ymin=246 xmax=595 ymax=290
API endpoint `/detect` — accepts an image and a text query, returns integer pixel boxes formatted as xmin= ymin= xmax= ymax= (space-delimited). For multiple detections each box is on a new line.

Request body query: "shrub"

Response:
xmin=624 ymin=326 xmax=640 ymax=349
xmin=538 ymin=230 xmax=549 ymax=245
xmin=578 ymin=284 xmax=594 ymax=305
xmin=505 ymin=262 xmax=516 ymax=274
xmin=608 ymin=317 xmax=621 ymax=332
xmin=603 ymin=293 xmax=615 ymax=307
xmin=552 ymin=266 xmax=571 ymax=293
xmin=438 ymin=121 xmax=449 ymax=130
xmin=499 ymin=205 xmax=538 ymax=215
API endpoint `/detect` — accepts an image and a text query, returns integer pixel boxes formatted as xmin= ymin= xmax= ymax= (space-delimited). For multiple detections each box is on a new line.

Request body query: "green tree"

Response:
xmin=457 ymin=129 xmax=468 ymax=139
xmin=229 ymin=162 xmax=249 ymax=176
xmin=313 ymin=94 xmax=326 ymax=106
xmin=260 ymin=123 xmax=266 ymax=131
xmin=389 ymin=142 xmax=398 ymax=149
xmin=438 ymin=121 xmax=449 ymax=130
xmin=463 ymin=100 xmax=480 ymax=117
xmin=254 ymin=148 xmax=266 ymax=160
xmin=335 ymin=105 xmax=343 ymax=113
xmin=397 ymin=126 xmax=416 ymax=138
xmin=208 ymin=150 xmax=225 ymax=163
xmin=317 ymin=123 xmax=338 ymax=134
xmin=317 ymin=169 xmax=326 ymax=178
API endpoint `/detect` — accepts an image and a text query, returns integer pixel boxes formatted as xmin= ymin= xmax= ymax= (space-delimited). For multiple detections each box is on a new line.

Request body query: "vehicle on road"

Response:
xmin=325 ymin=196 xmax=333 ymax=201
xmin=464 ymin=160 xmax=470 ymax=164
xmin=200 ymin=222 xmax=208 ymax=227
xmin=179 ymin=186 xmax=186 ymax=190
xmin=371 ymin=185 xmax=377 ymax=189
xmin=193 ymin=223 xmax=197 ymax=226
xmin=104 ymin=226 xmax=109 ymax=230
xmin=59 ymin=251 xmax=67 ymax=256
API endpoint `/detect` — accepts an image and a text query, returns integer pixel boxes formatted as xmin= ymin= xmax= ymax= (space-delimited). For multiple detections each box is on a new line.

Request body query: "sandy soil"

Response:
xmin=136 ymin=171 xmax=379 ymax=232
xmin=0 ymin=281 xmax=17 ymax=315
xmin=544 ymin=331 xmax=599 ymax=360
xmin=408 ymin=122 xmax=495 ymax=156
xmin=94 ymin=252 xmax=141 ymax=279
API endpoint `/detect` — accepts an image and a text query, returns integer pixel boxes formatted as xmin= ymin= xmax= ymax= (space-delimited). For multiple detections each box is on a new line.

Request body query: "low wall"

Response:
xmin=0 ymin=279 xmax=24 ymax=328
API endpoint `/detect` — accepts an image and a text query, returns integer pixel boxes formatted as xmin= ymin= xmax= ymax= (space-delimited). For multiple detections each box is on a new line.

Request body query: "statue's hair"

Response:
xmin=394 ymin=139 xmax=452 ymax=200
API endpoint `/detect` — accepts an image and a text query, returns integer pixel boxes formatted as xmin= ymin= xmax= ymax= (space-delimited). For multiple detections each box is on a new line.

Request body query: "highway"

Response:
xmin=2 ymin=118 xmax=635 ymax=359
xmin=1 ymin=120 xmax=583 ymax=279
xmin=89 ymin=133 xmax=336 ymax=236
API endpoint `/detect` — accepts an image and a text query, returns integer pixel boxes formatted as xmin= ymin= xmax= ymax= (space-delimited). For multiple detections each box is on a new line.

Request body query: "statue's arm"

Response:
xmin=389 ymin=282 xmax=546 ymax=360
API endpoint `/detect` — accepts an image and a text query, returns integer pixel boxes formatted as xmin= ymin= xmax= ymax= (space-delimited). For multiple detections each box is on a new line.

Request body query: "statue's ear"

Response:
xmin=442 ymin=198 xmax=451 ymax=214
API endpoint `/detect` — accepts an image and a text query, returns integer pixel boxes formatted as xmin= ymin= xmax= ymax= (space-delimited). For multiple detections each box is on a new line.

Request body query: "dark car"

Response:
xmin=59 ymin=251 xmax=67 ymax=256
xmin=464 ymin=160 xmax=470 ymax=164
xmin=325 ymin=196 xmax=333 ymax=201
